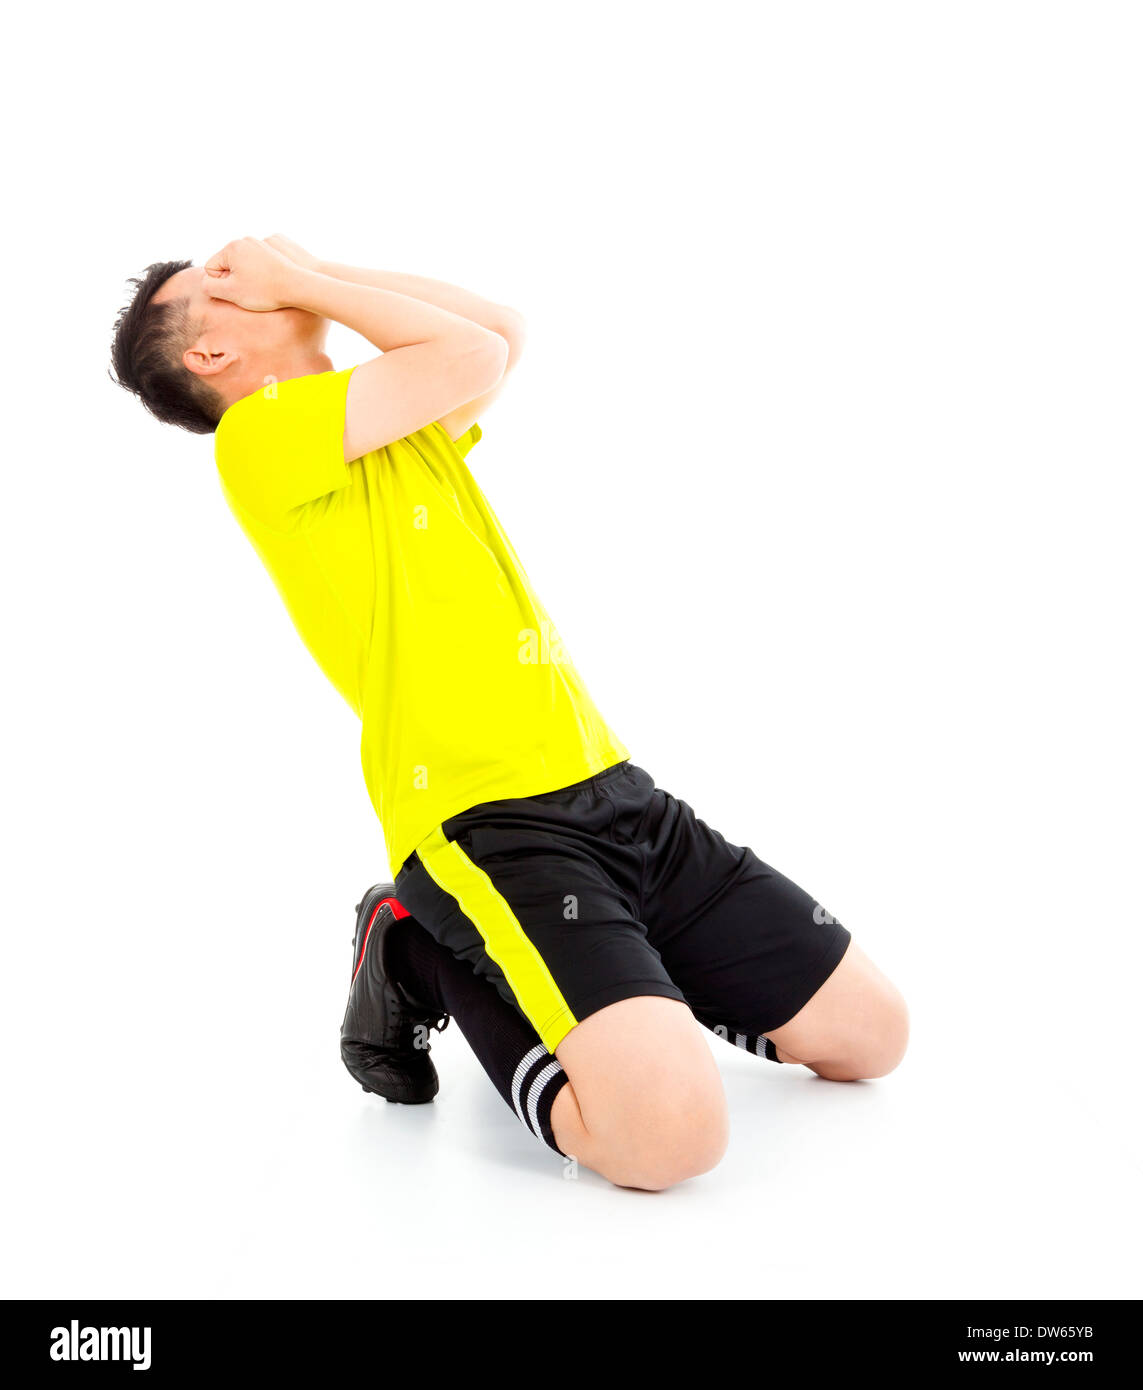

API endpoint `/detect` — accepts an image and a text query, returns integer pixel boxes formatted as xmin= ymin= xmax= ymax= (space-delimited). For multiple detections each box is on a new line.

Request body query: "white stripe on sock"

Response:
xmin=510 ymin=1045 xmax=547 ymax=1133
xmin=526 ymin=1060 xmax=565 ymax=1141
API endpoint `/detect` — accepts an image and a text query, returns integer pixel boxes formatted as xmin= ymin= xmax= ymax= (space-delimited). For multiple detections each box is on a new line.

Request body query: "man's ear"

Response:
xmin=183 ymin=340 xmax=237 ymax=378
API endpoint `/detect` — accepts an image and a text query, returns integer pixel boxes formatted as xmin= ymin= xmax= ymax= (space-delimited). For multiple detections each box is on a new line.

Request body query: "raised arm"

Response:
xmin=203 ymin=237 xmax=509 ymax=461
xmin=265 ymin=234 xmax=526 ymax=442
xmin=292 ymin=273 xmax=509 ymax=460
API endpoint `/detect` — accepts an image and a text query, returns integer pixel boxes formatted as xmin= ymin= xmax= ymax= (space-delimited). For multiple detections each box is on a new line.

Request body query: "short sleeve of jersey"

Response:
xmin=443 ymin=420 xmax=482 ymax=459
xmin=214 ymin=367 xmax=356 ymax=526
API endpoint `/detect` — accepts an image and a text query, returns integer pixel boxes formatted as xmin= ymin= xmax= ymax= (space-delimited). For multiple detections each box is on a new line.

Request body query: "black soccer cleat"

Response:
xmin=341 ymin=883 xmax=449 ymax=1105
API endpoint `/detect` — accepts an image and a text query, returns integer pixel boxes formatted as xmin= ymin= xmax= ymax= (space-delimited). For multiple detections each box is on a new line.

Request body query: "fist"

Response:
xmin=264 ymin=232 xmax=322 ymax=272
xmin=202 ymin=236 xmax=298 ymax=311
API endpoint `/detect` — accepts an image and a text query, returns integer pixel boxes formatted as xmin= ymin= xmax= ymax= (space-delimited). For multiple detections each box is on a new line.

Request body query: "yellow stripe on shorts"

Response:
xmin=418 ymin=825 xmax=578 ymax=1052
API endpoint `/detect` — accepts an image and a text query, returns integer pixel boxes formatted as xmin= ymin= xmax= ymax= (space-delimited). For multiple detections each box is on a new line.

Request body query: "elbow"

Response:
xmin=477 ymin=327 xmax=511 ymax=388
xmin=452 ymin=328 xmax=510 ymax=398
xmin=491 ymin=305 xmax=527 ymax=373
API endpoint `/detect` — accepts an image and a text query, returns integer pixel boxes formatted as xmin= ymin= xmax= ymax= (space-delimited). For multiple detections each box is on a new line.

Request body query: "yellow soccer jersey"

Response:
xmin=214 ymin=367 xmax=628 ymax=874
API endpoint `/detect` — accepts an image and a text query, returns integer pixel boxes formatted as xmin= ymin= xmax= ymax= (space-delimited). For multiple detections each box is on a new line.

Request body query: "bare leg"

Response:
xmin=550 ymin=997 xmax=729 ymax=1190
xmin=766 ymin=940 xmax=909 ymax=1080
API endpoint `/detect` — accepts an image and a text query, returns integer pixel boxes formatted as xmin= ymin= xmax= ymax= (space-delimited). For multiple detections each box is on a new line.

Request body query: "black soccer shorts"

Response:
xmin=395 ymin=760 xmax=851 ymax=1054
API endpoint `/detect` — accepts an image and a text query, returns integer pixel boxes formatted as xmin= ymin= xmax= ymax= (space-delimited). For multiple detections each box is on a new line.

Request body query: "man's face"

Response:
xmin=152 ymin=265 xmax=329 ymax=402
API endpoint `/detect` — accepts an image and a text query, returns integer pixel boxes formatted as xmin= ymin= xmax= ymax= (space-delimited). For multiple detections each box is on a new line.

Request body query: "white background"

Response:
xmin=2 ymin=1 xmax=1139 ymax=1300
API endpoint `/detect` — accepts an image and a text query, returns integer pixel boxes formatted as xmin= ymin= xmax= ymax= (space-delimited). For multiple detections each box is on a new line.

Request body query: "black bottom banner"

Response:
xmin=2 ymin=1299 xmax=1133 ymax=1379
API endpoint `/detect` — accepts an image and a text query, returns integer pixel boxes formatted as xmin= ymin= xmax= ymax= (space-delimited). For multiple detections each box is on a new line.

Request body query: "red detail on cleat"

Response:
xmin=351 ymin=897 xmax=409 ymax=984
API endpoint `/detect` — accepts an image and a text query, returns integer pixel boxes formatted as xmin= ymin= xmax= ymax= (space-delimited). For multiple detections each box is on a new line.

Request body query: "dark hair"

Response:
xmin=110 ymin=260 xmax=224 ymax=434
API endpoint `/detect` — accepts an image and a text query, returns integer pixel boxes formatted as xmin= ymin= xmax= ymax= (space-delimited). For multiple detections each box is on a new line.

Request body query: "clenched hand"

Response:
xmin=203 ymin=236 xmax=301 ymax=311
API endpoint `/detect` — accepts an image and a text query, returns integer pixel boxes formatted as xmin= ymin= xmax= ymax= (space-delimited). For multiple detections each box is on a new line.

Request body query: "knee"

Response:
xmin=555 ymin=997 xmax=730 ymax=1190
xmin=598 ymin=1080 xmax=729 ymax=1192
xmin=868 ymin=988 xmax=910 ymax=1076
xmin=835 ymin=989 xmax=910 ymax=1080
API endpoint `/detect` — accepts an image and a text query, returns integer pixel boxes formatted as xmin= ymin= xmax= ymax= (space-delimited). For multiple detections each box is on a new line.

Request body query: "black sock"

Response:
xmin=388 ymin=918 xmax=570 ymax=1155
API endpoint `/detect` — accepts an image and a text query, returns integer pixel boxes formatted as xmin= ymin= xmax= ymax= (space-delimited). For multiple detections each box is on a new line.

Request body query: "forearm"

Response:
xmin=285 ymin=266 xmax=500 ymax=355
xmin=315 ymin=261 xmax=520 ymax=340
